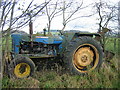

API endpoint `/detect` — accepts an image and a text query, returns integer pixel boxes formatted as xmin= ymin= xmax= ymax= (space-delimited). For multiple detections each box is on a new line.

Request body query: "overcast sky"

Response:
xmin=18 ymin=0 xmax=119 ymax=34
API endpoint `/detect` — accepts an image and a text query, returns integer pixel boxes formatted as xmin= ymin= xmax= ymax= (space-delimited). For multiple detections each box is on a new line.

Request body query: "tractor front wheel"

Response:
xmin=9 ymin=56 xmax=35 ymax=78
xmin=64 ymin=36 xmax=103 ymax=75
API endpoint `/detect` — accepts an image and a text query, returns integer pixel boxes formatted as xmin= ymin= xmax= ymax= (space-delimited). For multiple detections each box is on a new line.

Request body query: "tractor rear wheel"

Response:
xmin=9 ymin=56 xmax=35 ymax=78
xmin=64 ymin=36 xmax=103 ymax=75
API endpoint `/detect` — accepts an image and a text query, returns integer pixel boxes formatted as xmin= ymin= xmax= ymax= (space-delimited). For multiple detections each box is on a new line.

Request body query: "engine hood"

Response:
xmin=34 ymin=36 xmax=63 ymax=44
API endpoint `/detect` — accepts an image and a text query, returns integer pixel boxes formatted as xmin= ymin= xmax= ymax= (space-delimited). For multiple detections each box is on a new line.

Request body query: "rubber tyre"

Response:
xmin=63 ymin=36 xmax=103 ymax=75
xmin=9 ymin=56 xmax=35 ymax=78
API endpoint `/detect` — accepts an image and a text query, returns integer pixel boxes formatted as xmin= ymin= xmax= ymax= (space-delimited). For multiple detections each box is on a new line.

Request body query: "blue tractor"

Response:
xmin=9 ymin=22 xmax=103 ymax=78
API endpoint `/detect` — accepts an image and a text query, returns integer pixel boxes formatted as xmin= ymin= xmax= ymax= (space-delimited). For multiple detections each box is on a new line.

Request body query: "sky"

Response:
xmin=17 ymin=0 xmax=119 ymax=34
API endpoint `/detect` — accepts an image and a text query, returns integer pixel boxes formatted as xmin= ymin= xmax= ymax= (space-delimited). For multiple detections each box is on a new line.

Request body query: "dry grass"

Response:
xmin=2 ymin=56 xmax=119 ymax=88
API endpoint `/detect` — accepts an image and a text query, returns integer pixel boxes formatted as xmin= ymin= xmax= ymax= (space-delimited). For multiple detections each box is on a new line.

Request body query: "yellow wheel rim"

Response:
xmin=14 ymin=63 xmax=30 ymax=78
xmin=73 ymin=44 xmax=99 ymax=73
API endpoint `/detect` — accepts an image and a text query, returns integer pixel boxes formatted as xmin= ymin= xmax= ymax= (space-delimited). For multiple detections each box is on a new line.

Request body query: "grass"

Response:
xmin=1 ymin=37 xmax=119 ymax=88
xmin=105 ymin=37 xmax=119 ymax=54
xmin=2 ymin=56 xmax=119 ymax=88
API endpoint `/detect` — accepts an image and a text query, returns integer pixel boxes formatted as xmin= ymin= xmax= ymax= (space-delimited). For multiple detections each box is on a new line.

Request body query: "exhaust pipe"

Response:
xmin=29 ymin=20 xmax=33 ymax=48
xmin=43 ymin=28 xmax=46 ymax=36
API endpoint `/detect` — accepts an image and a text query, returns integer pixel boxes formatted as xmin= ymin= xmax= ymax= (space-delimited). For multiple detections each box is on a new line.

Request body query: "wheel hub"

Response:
xmin=74 ymin=47 xmax=94 ymax=67
xmin=14 ymin=63 xmax=30 ymax=78
xmin=81 ymin=55 xmax=88 ymax=62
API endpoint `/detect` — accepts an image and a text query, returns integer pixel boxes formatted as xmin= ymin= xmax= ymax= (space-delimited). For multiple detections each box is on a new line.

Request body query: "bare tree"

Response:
xmin=1 ymin=0 xmax=51 ymax=35
xmin=94 ymin=0 xmax=117 ymax=33
xmin=61 ymin=0 xmax=83 ymax=30
xmin=45 ymin=0 xmax=93 ymax=33
xmin=94 ymin=0 xmax=118 ymax=51
xmin=45 ymin=0 xmax=62 ymax=34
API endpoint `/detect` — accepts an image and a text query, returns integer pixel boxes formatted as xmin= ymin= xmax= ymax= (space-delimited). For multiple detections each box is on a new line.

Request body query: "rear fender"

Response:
xmin=73 ymin=33 xmax=102 ymax=42
xmin=59 ymin=32 xmax=102 ymax=56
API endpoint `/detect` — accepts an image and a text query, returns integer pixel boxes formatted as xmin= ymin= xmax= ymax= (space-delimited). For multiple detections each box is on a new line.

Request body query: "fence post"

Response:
xmin=114 ymin=38 xmax=117 ymax=55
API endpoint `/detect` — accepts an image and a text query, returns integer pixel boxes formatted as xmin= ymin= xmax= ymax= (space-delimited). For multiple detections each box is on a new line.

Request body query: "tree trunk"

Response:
xmin=0 ymin=33 xmax=2 ymax=79
xmin=48 ymin=21 xmax=51 ymax=34
xmin=3 ymin=0 xmax=16 ymax=76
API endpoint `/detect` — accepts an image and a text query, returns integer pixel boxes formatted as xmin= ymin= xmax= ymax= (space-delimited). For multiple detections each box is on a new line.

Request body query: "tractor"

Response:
xmin=7 ymin=21 xmax=104 ymax=78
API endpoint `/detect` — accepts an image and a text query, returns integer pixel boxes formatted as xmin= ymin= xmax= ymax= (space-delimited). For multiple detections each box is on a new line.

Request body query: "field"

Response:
xmin=1 ymin=37 xmax=119 ymax=88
